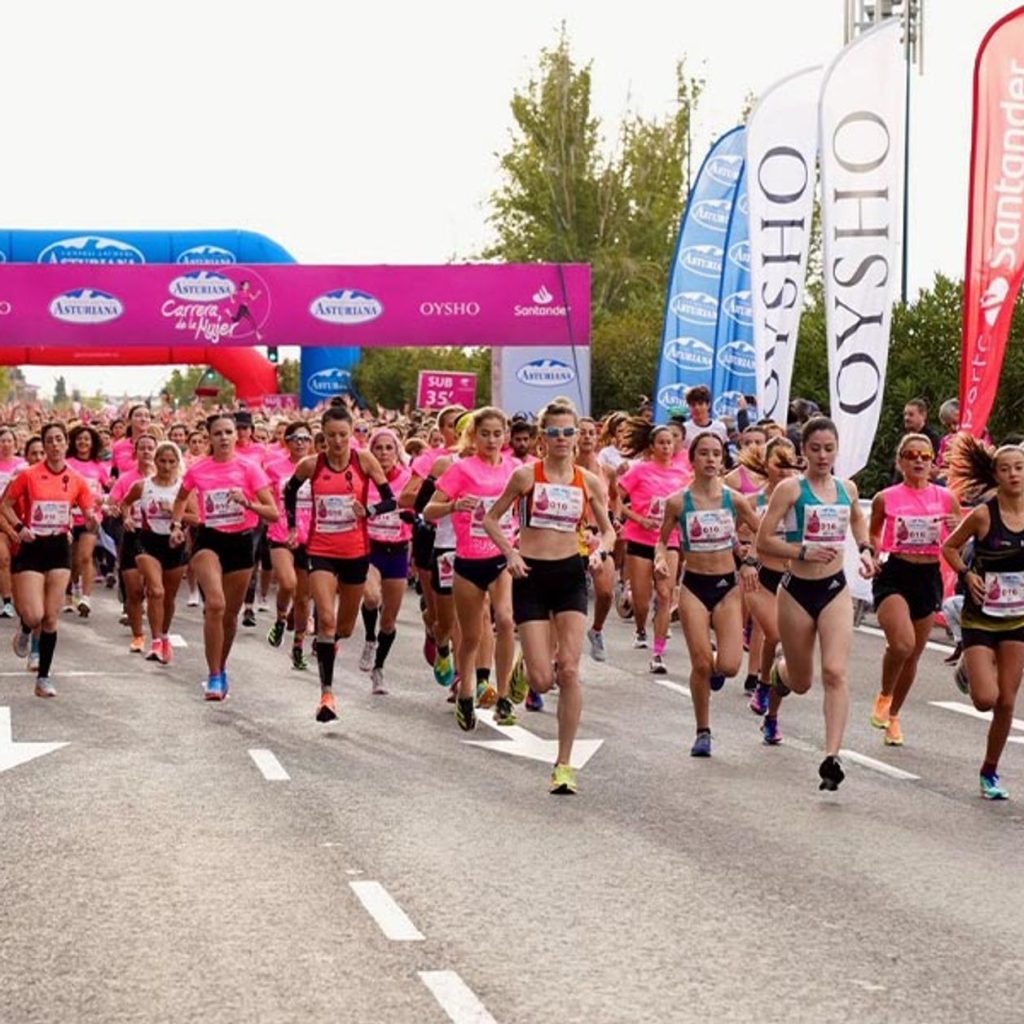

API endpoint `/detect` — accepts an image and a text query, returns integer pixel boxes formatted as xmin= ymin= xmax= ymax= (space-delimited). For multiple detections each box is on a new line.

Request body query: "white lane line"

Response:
xmin=418 ymin=971 xmax=498 ymax=1024
xmin=839 ymin=749 xmax=919 ymax=781
xmin=930 ymin=700 xmax=1024 ymax=733
xmin=167 ymin=634 xmax=187 ymax=648
xmin=857 ymin=624 xmax=953 ymax=656
xmin=652 ymin=679 xmax=691 ymax=699
xmin=248 ymin=748 xmax=290 ymax=781
xmin=349 ymin=881 xmax=425 ymax=941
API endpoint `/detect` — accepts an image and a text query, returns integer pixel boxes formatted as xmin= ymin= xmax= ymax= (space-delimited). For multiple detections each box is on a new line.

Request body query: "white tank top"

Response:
xmin=140 ymin=478 xmax=179 ymax=535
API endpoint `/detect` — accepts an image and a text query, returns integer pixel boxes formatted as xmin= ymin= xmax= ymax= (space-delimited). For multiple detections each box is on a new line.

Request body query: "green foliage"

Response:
xmin=276 ymin=359 xmax=300 ymax=396
xmin=353 ymin=348 xmax=491 ymax=411
xmin=53 ymin=375 xmax=68 ymax=404
xmin=0 ymin=367 xmax=10 ymax=403
xmin=163 ymin=366 xmax=236 ymax=406
xmin=590 ymin=308 xmax=663 ymax=415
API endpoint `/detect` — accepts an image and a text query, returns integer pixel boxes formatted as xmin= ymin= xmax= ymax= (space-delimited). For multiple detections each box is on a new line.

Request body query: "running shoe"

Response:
xmin=119 ymin=609 xmax=129 ymax=626
xmin=954 ymin=660 xmax=970 ymax=696
xmin=34 ymin=677 xmax=57 ymax=699
xmin=632 ymin=629 xmax=648 ymax=649
xmin=456 ymin=696 xmax=476 ymax=732
xmin=769 ymin=660 xmax=791 ymax=697
xmin=27 ymin=637 xmax=40 ymax=671
xmin=870 ymin=693 xmax=892 ymax=729
xmin=129 ymin=635 xmax=145 ymax=654
xmin=161 ymin=639 xmax=174 ymax=666
xmin=257 ymin=600 xmax=271 ymax=613
xmin=818 ymin=755 xmax=845 ymax=791
xmin=509 ymin=650 xmax=529 ymax=704
xmin=291 ymin=646 xmax=309 ymax=671
xmin=743 ymin=673 xmax=758 ymax=695
xmin=525 ymin=689 xmax=544 ymax=712
xmin=433 ymin=650 xmax=454 ymax=687
xmin=761 ymin=716 xmax=783 ymax=746
xmin=370 ymin=667 xmax=387 ymax=695
xmin=221 ymin=670 xmax=230 ymax=698
xmin=146 ymin=639 xmax=163 ymax=662
xmin=884 ymin=716 xmax=904 ymax=747
xmin=615 ymin=581 xmax=634 ymax=620
xmin=649 ymin=654 xmax=668 ymax=675
xmin=423 ymin=633 xmax=437 ymax=667
xmin=62 ymin=595 xmax=75 ymax=614
xmin=359 ymin=640 xmax=377 ymax=672
xmin=476 ymin=683 xmax=497 ymax=709
xmin=204 ymin=673 xmax=225 ymax=702
xmin=980 ymin=772 xmax=1009 ymax=800
xmin=494 ymin=696 xmax=517 ymax=726
xmin=749 ymin=682 xmax=771 ymax=716
xmin=187 ymin=591 xmax=200 ymax=607
xmin=77 ymin=594 xmax=91 ymax=618
xmin=242 ymin=607 xmax=257 ymax=628
xmin=446 ymin=680 xmax=458 ymax=704
xmin=267 ymin=620 xmax=286 ymax=648
xmin=12 ymin=630 xmax=30 ymax=659
xmin=587 ymin=628 xmax=607 ymax=662
xmin=709 ymin=673 xmax=726 ymax=692
xmin=0 ymin=600 xmax=13 ymax=618
xmin=105 ymin=572 xmax=117 ymax=589
xmin=316 ymin=690 xmax=338 ymax=722
xmin=549 ymin=763 xmax=578 ymax=795
xmin=690 ymin=731 xmax=712 ymax=757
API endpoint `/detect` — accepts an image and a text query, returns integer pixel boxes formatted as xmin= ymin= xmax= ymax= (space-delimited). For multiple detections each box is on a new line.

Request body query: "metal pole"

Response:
xmin=902 ymin=8 xmax=912 ymax=304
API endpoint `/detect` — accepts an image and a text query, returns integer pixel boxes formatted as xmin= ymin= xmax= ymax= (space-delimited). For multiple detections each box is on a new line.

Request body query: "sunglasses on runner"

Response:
xmin=544 ymin=426 xmax=577 ymax=439
xmin=288 ymin=434 xmax=312 ymax=443
xmin=900 ymin=449 xmax=933 ymax=461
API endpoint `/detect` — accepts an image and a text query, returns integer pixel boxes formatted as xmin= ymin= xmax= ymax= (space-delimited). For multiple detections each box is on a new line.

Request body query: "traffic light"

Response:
xmin=267 ymin=346 xmax=279 ymax=364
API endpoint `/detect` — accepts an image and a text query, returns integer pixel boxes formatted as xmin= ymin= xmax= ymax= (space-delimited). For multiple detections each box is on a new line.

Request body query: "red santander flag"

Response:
xmin=962 ymin=6 xmax=1024 ymax=436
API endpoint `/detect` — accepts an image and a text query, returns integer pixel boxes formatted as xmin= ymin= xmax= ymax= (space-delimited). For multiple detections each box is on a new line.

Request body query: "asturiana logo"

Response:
xmin=728 ymin=240 xmax=751 ymax=271
xmin=690 ymin=199 xmax=732 ymax=233
xmin=722 ymin=290 xmax=753 ymax=327
xmin=515 ymin=358 xmax=575 ymax=387
xmin=670 ymin=291 xmax=718 ymax=325
xmin=738 ymin=193 xmax=750 ymax=217
xmin=664 ymin=337 xmax=714 ymax=372
xmin=716 ymin=340 xmax=756 ymax=377
xmin=310 ymin=289 xmax=383 ymax=325
xmin=168 ymin=271 xmax=236 ymax=301
xmin=657 ymin=382 xmax=691 ymax=410
xmin=49 ymin=288 xmax=124 ymax=324
xmin=705 ymin=154 xmax=743 ymax=188
xmin=514 ymin=284 xmax=567 ymax=318
xmin=0 ymin=250 xmax=6 ymax=263
xmin=306 ymin=367 xmax=352 ymax=398
xmin=176 ymin=245 xmax=237 ymax=265
xmin=38 ymin=236 xmax=145 ymax=265
xmin=713 ymin=390 xmax=745 ymax=418
xmin=679 ymin=244 xmax=723 ymax=279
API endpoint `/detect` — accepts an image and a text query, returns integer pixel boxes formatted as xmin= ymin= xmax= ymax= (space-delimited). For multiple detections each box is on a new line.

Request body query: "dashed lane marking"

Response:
xmin=838 ymin=748 xmax=920 ymax=781
xmin=248 ymin=748 xmax=290 ymax=781
xmin=418 ymin=970 xmax=498 ymax=1024
xmin=349 ymin=881 xmax=425 ymax=942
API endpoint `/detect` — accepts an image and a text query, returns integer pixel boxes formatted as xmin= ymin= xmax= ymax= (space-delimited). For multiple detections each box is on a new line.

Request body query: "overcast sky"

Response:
xmin=0 ymin=0 xmax=1009 ymax=399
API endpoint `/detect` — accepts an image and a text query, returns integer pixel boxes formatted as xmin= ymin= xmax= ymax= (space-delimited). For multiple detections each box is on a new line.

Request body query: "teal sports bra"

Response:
xmin=784 ymin=476 xmax=851 ymax=545
xmin=679 ymin=487 xmax=737 ymax=554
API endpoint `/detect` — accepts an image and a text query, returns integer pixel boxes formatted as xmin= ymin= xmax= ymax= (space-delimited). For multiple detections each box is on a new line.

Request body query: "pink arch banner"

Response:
xmin=0 ymin=263 xmax=589 ymax=349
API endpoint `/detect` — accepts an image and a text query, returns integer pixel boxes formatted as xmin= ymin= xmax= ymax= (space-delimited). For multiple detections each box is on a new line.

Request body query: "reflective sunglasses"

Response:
xmin=288 ymin=434 xmax=312 ymax=443
xmin=900 ymin=449 xmax=933 ymax=461
xmin=544 ymin=426 xmax=577 ymax=439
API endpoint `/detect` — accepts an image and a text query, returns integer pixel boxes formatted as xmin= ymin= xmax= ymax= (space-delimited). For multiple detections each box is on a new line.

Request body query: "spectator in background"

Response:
xmin=786 ymin=398 xmax=819 ymax=453
xmin=682 ymin=385 xmax=728 ymax=445
xmin=903 ymin=398 xmax=942 ymax=453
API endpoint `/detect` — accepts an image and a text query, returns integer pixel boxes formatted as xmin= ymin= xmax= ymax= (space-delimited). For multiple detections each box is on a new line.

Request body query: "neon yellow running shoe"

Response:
xmin=549 ymin=763 xmax=578 ymax=795
xmin=871 ymin=693 xmax=892 ymax=729
xmin=509 ymin=650 xmax=529 ymax=705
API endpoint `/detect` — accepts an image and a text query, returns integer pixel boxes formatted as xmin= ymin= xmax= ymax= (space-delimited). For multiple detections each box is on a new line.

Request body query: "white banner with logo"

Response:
xmin=748 ymin=66 xmax=822 ymax=425
xmin=492 ymin=346 xmax=591 ymax=417
xmin=821 ymin=20 xmax=906 ymax=478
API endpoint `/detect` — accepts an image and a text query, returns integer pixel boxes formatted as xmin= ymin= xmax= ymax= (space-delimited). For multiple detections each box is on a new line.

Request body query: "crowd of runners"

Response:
xmin=1 ymin=389 xmax=1022 ymax=800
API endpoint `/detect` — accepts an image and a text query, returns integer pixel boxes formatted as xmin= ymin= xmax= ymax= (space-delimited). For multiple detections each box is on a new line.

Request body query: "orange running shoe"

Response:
xmin=884 ymin=716 xmax=904 ymax=746
xmin=316 ymin=690 xmax=338 ymax=723
xmin=870 ymin=693 xmax=892 ymax=729
xmin=129 ymin=635 xmax=146 ymax=654
xmin=160 ymin=637 xmax=173 ymax=666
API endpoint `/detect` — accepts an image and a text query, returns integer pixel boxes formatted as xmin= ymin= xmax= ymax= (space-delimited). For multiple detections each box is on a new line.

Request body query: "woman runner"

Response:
xmin=756 ymin=417 xmax=874 ymax=791
xmin=942 ymin=437 xmax=1024 ymax=799
xmin=483 ymin=401 xmax=616 ymax=793
xmin=867 ymin=434 xmax=960 ymax=746
xmin=66 ymin=424 xmax=111 ymax=617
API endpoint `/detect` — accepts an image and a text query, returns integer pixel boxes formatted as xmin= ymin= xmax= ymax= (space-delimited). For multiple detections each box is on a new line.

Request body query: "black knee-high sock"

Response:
xmin=38 ymin=630 xmax=57 ymax=678
xmin=315 ymin=638 xmax=336 ymax=689
xmin=361 ymin=605 xmax=379 ymax=642
xmin=374 ymin=630 xmax=396 ymax=669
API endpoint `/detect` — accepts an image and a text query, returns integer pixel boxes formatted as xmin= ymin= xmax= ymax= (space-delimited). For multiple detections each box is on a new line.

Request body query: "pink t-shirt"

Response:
xmin=880 ymin=482 xmax=954 ymax=557
xmin=67 ymin=458 xmax=111 ymax=525
xmin=436 ymin=454 xmax=517 ymax=559
xmin=618 ymin=461 xmax=690 ymax=546
xmin=0 ymin=457 xmax=26 ymax=496
xmin=265 ymin=454 xmax=312 ymax=545
xmin=235 ymin=441 xmax=267 ymax=467
xmin=368 ymin=465 xmax=413 ymax=544
xmin=112 ymin=438 xmax=136 ymax=475
xmin=110 ymin=468 xmax=146 ymax=529
xmin=411 ymin=448 xmax=451 ymax=480
xmin=183 ymin=455 xmax=271 ymax=533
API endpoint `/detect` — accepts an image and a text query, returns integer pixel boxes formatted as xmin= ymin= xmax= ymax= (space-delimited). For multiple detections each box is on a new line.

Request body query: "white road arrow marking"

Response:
xmin=464 ymin=708 xmax=603 ymax=769
xmin=0 ymin=706 xmax=68 ymax=774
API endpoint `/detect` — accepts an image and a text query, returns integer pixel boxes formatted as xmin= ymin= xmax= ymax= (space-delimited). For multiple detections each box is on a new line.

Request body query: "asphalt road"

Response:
xmin=2 ymin=586 xmax=1022 ymax=1024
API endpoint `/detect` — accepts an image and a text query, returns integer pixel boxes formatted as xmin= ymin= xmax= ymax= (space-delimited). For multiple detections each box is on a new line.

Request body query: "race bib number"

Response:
xmin=31 ymin=500 xmax=71 ymax=535
xmin=648 ymin=495 xmax=668 ymax=522
xmin=145 ymin=497 xmax=172 ymax=526
xmin=368 ymin=510 xmax=402 ymax=542
xmin=685 ymin=509 xmax=735 ymax=552
xmin=802 ymin=504 xmax=849 ymax=546
xmin=203 ymin=488 xmax=246 ymax=528
xmin=893 ymin=514 xmax=941 ymax=550
xmin=470 ymin=497 xmax=513 ymax=538
xmin=437 ymin=550 xmax=455 ymax=589
xmin=983 ymin=572 xmax=1024 ymax=618
xmin=315 ymin=494 xmax=356 ymax=534
xmin=531 ymin=482 xmax=584 ymax=533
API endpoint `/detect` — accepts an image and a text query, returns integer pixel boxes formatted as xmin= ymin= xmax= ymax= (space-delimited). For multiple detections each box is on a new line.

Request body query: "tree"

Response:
xmin=276 ymin=359 xmax=300 ymax=396
xmin=353 ymin=348 xmax=491 ymax=411
xmin=162 ymin=366 xmax=235 ymax=406
xmin=53 ymin=375 xmax=68 ymax=405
